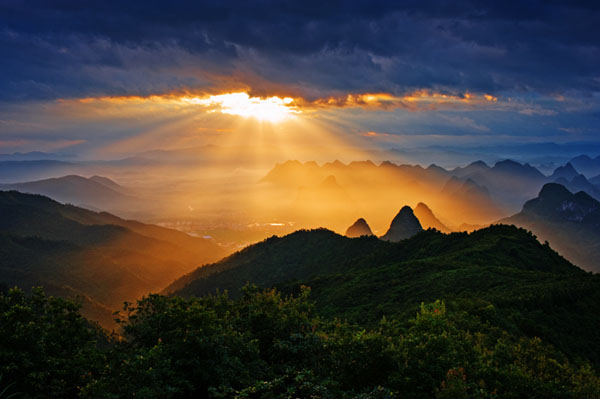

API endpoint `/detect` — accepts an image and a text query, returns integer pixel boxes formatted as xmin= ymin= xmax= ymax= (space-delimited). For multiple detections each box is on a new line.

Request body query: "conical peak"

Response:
xmin=345 ymin=218 xmax=374 ymax=238
xmin=381 ymin=206 xmax=423 ymax=242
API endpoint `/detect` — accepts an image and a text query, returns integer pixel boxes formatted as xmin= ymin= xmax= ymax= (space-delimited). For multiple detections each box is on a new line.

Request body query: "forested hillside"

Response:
xmin=170 ymin=225 xmax=600 ymax=367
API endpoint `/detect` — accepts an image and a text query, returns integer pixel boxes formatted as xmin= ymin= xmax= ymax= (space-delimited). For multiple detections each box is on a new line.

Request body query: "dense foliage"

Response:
xmin=170 ymin=225 xmax=600 ymax=367
xmin=1 ymin=286 xmax=600 ymax=398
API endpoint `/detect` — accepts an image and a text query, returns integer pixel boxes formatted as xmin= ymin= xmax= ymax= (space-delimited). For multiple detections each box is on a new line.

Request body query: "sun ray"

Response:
xmin=184 ymin=92 xmax=300 ymax=122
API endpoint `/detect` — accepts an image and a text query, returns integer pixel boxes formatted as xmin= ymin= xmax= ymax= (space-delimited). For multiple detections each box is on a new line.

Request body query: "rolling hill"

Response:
xmin=167 ymin=224 xmax=600 ymax=366
xmin=0 ymin=190 xmax=229 ymax=327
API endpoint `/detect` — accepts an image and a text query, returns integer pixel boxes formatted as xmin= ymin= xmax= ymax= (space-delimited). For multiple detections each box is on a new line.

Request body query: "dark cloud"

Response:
xmin=1 ymin=0 xmax=599 ymax=101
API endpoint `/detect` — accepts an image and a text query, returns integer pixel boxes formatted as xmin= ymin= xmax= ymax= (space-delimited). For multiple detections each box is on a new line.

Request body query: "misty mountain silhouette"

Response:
xmin=345 ymin=218 xmax=374 ymax=237
xmin=261 ymin=160 xmax=322 ymax=187
xmin=0 ymin=190 xmax=228 ymax=327
xmin=261 ymin=159 xmax=507 ymax=226
xmin=0 ymin=174 xmax=136 ymax=211
xmin=553 ymin=174 xmax=600 ymax=201
xmin=569 ymin=154 xmax=600 ymax=177
xmin=318 ymin=175 xmax=341 ymax=190
xmin=442 ymin=176 xmax=491 ymax=199
xmin=261 ymin=157 xmax=600 ymax=228
xmin=450 ymin=160 xmax=491 ymax=178
xmin=414 ymin=202 xmax=451 ymax=232
xmin=501 ymin=183 xmax=600 ymax=272
xmin=89 ymin=175 xmax=128 ymax=193
xmin=380 ymin=206 xmax=423 ymax=242
xmin=493 ymin=159 xmax=546 ymax=180
xmin=448 ymin=159 xmax=547 ymax=210
xmin=550 ymin=162 xmax=580 ymax=181
xmin=0 ymin=158 xmax=158 ymax=184
xmin=0 ymin=160 xmax=75 ymax=182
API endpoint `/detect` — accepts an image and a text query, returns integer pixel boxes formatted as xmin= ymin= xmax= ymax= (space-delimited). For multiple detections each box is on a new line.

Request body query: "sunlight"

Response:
xmin=185 ymin=92 xmax=300 ymax=122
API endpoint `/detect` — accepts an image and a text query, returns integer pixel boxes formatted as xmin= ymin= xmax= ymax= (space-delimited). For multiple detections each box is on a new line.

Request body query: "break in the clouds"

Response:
xmin=1 ymin=1 xmax=600 ymax=155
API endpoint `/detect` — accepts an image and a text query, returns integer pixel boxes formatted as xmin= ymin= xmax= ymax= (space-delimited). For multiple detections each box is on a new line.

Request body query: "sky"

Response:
xmin=1 ymin=0 xmax=599 ymax=162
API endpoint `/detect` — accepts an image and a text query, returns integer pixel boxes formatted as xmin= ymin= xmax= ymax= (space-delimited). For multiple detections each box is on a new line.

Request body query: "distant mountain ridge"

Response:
xmin=0 ymin=175 xmax=135 ymax=211
xmin=501 ymin=183 xmax=600 ymax=272
xmin=569 ymin=154 xmax=600 ymax=177
xmin=550 ymin=162 xmax=579 ymax=181
xmin=548 ymin=162 xmax=600 ymax=200
xmin=261 ymin=159 xmax=507 ymax=227
xmin=261 ymin=156 xmax=600 ymax=229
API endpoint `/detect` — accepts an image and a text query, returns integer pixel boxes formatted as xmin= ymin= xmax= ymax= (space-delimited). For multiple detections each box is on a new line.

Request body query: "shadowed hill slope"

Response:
xmin=414 ymin=202 xmax=451 ymax=232
xmin=0 ymin=190 xmax=228 ymax=327
xmin=168 ymin=224 xmax=599 ymax=365
xmin=501 ymin=183 xmax=600 ymax=272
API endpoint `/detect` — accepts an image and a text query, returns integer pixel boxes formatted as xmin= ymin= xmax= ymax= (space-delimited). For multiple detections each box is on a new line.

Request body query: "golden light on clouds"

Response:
xmin=63 ymin=89 xmax=499 ymax=116
xmin=309 ymin=90 xmax=498 ymax=110
xmin=182 ymin=92 xmax=300 ymax=122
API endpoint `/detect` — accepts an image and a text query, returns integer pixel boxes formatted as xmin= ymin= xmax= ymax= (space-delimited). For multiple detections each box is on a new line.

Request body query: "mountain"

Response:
xmin=442 ymin=176 xmax=491 ymax=199
xmin=438 ymin=176 xmax=505 ymax=223
xmin=261 ymin=160 xmax=323 ymax=187
xmin=548 ymin=161 xmax=600 ymax=200
xmin=561 ymin=174 xmax=600 ymax=200
xmin=550 ymin=162 xmax=579 ymax=181
xmin=493 ymin=159 xmax=546 ymax=180
xmin=0 ymin=190 xmax=229 ymax=327
xmin=449 ymin=159 xmax=547 ymax=210
xmin=260 ymin=159 xmax=527 ymax=227
xmin=569 ymin=154 xmax=600 ymax=177
xmin=450 ymin=160 xmax=491 ymax=178
xmin=591 ymin=174 xmax=600 ymax=186
xmin=413 ymin=202 xmax=451 ymax=232
xmin=0 ymin=158 xmax=159 ymax=185
xmin=168 ymin=225 xmax=600 ymax=366
xmin=0 ymin=160 xmax=76 ymax=183
xmin=0 ymin=151 xmax=70 ymax=161
xmin=345 ymin=218 xmax=374 ymax=237
xmin=89 ymin=175 xmax=129 ymax=193
xmin=500 ymin=183 xmax=600 ymax=272
xmin=0 ymin=175 xmax=136 ymax=211
xmin=293 ymin=174 xmax=356 ymax=227
xmin=380 ymin=206 xmax=423 ymax=242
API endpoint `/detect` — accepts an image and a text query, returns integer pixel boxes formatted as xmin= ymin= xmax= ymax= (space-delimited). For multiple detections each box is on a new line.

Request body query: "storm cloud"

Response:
xmin=2 ymin=0 xmax=599 ymax=101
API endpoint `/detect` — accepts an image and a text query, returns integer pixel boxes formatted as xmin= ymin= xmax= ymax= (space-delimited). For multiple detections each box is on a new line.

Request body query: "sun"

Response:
xmin=187 ymin=92 xmax=300 ymax=122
